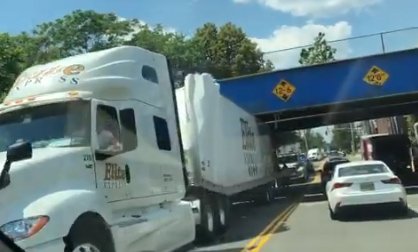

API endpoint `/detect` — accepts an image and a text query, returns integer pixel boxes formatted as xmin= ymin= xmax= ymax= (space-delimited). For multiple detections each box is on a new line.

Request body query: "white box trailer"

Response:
xmin=176 ymin=73 xmax=278 ymax=240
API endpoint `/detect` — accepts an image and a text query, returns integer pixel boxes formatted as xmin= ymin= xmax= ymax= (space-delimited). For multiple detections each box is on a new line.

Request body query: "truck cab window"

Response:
xmin=120 ymin=108 xmax=138 ymax=151
xmin=96 ymin=105 xmax=122 ymax=151
xmin=153 ymin=116 xmax=171 ymax=150
xmin=142 ymin=65 xmax=159 ymax=84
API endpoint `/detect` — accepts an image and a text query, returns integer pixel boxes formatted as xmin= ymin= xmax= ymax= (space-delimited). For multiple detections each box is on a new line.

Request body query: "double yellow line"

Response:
xmin=241 ymin=202 xmax=299 ymax=252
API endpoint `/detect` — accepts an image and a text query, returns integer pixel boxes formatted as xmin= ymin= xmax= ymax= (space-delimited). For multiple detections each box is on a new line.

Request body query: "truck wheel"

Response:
xmin=214 ymin=195 xmax=231 ymax=234
xmin=64 ymin=215 xmax=114 ymax=252
xmin=196 ymin=197 xmax=216 ymax=243
xmin=255 ymin=187 xmax=273 ymax=205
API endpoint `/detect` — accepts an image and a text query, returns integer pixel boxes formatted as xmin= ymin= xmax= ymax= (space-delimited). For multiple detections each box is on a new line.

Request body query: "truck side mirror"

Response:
xmin=0 ymin=141 xmax=32 ymax=190
xmin=94 ymin=150 xmax=113 ymax=161
xmin=95 ymin=148 xmax=124 ymax=161
xmin=7 ymin=141 xmax=32 ymax=162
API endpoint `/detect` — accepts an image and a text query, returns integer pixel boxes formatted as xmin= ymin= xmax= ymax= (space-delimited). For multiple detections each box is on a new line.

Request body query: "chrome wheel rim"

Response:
xmin=73 ymin=243 xmax=101 ymax=252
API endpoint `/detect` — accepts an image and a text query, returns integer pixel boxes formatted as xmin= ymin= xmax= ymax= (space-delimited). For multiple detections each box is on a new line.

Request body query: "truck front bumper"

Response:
xmin=20 ymin=237 xmax=65 ymax=252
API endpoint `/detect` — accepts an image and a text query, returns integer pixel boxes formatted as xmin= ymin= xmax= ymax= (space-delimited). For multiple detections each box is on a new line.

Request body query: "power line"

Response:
xmin=262 ymin=26 xmax=418 ymax=55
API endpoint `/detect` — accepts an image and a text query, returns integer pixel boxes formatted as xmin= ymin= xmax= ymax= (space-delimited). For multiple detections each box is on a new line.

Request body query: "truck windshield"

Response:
xmin=0 ymin=101 xmax=90 ymax=152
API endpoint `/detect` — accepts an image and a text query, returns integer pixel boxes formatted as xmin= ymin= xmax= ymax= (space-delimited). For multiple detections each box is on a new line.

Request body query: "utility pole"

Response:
xmin=350 ymin=123 xmax=356 ymax=154
xmin=300 ymin=130 xmax=309 ymax=153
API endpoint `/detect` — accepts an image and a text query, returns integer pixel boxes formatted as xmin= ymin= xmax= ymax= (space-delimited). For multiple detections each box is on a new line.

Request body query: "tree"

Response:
xmin=405 ymin=115 xmax=418 ymax=144
xmin=32 ymin=10 xmax=135 ymax=58
xmin=299 ymin=32 xmax=337 ymax=66
xmin=331 ymin=124 xmax=359 ymax=153
xmin=302 ymin=129 xmax=326 ymax=150
xmin=273 ymin=130 xmax=301 ymax=147
xmin=127 ymin=24 xmax=201 ymax=83
xmin=193 ymin=22 xmax=273 ymax=79
xmin=0 ymin=33 xmax=26 ymax=95
xmin=292 ymin=32 xmax=338 ymax=151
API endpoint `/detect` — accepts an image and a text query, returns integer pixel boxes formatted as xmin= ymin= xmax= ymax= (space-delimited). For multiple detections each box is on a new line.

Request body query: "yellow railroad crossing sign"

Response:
xmin=272 ymin=79 xmax=296 ymax=102
xmin=363 ymin=65 xmax=389 ymax=86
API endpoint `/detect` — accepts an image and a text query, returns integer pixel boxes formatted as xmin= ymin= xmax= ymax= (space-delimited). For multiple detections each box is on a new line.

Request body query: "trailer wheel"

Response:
xmin=214 ymin=195 xmax=231 ymax=234
xmin=255 ymin=186 xmax=274 ymax=205
xmin=196 ymin=197 xmax=216 ymax=243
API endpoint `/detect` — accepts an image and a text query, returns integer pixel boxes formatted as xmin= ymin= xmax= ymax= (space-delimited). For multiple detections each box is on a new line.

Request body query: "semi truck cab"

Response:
xmin=0 ymin=46 xmax=195 ymax=252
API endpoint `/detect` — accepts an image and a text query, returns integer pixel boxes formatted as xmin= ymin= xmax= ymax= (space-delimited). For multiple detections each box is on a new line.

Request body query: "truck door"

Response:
xmin=117 ymin=101 xmax=152 ymax=199
xmin=92 ymin=101 xmax=130 ymax=203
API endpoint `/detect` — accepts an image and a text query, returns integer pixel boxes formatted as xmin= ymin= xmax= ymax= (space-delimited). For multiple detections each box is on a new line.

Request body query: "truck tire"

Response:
xmin=214 ymin=194 xmax=231 ymax=234
xmin=196 ymin=196 xmax=216 ymax=243
xmin=255 ymin=186 xmax=274 ymax=205
xmin=64 ymin=215 xmax=115 ymax=252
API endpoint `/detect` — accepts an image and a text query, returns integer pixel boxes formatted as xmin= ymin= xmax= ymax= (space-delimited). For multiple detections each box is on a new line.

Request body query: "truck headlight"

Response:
xmin=297 ymin=166 xmax=304 ymax=172
xmin=0 ymin=216 xmax=49 ymax=241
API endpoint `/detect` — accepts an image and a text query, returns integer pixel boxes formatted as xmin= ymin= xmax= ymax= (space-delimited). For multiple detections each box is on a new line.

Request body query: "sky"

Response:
xmin=1 ymin=0 xmax=417 ymax=142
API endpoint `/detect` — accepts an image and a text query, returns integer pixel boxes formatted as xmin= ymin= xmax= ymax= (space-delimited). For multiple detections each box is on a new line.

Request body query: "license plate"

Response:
xmin=360 ymin=182 xmax=375 ymax=191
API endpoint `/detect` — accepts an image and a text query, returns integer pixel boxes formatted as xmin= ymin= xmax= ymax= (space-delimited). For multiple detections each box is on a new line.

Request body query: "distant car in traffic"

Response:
xmin=320 ymin=157 xmax=350 ymax=192
xmin=326 ymin=160 xmax=408 ymax=220
xmin=277 ymin=153 xmax=310 ymax=182
xmin=327 ymin=150 xmax=346 ymax=158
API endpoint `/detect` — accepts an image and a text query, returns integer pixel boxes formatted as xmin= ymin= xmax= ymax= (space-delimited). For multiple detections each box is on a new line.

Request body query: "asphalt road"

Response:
xmin=190 ymin=171 xmax=418 ymax=252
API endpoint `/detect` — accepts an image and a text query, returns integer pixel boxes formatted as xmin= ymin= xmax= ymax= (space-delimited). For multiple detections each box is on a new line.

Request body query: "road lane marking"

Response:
xmin=241 ymin=204 xmax=295 ymax=251
xmin=250 ymin=204 xmax=298 ymax=252
xmin=311 ymin=172 xmax=321 ymax=184
xmin=241 ymin=202 xmax=299 ymax=252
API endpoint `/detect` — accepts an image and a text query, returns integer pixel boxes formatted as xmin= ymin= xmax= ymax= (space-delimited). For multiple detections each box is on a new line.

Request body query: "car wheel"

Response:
xmin=400 ymin=204 xmax=409 ymax=216
xmin=329 ymin=206 xmax=338 ymax=220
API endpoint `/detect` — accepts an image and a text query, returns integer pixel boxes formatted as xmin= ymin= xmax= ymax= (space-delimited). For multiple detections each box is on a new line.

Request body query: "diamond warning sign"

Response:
xmin=272 ymin=79 xmax=296 ymax=102
xmin=363 ymin=66 xmax=389 ymax=86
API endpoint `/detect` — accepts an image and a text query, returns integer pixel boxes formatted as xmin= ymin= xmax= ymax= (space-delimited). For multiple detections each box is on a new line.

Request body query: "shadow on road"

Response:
xmin=338 ymin=207 xmax=418 ymax=222
xmin=190 ymin=188 xmax=301 ymax=251
xmin=196 ymin=249 xmax=241 ymax=252
xmin=219 ymin=199 xmax=293 ymax=241
xmin=405 ymin=186 xmax=418 ymax=195
xmin=301 ymin=193 xmax=327 ymax=203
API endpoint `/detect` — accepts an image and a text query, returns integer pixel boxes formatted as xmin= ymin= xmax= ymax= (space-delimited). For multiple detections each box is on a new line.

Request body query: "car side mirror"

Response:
xmin=7 ymin=141 xmax=32 ymax=162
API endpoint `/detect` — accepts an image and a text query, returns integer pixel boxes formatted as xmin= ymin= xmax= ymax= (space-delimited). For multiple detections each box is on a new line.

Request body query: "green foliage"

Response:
xmin=0 ymin=33 xmax=26 ymax=94
xmin=126 ymin=23 xmax=202 ymax=82
xmin=405 ymin=115 xmax=418 ymax=144
xmin=33 ymin=10 xmax=134 ymax=57
xmin=302 ymin=129 xmax=326 ymax=150
xmin=192 ymin=22 xmax=274 ymax=79
xmin=273 ymin=130 xmax=301 ymax=146
xmin=299 ymin=32 xmax=337 ymax=66
xmin=331 ymin=124 xmax=359 ymax=153
xmin=0 ymin=11 xmax=275 ymax=97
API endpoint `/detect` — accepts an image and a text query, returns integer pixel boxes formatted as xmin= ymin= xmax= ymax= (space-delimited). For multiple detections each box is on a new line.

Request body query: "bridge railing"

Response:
xmin=263 ymin=27 xmax=418 ymax=70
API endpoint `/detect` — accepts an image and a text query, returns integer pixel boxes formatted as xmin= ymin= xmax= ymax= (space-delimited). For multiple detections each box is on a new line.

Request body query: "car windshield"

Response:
xmin=278 ymin=155 xmax=298 ymax=163
xmin=0 ymin=101 xmax=90 ymax=151
xmin=338 ymin=164 xmax=388 ymax=177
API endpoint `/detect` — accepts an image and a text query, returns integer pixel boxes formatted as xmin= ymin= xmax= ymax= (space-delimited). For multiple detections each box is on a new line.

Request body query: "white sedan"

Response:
xmin=326 ymin=160 xmax=408 ymax=220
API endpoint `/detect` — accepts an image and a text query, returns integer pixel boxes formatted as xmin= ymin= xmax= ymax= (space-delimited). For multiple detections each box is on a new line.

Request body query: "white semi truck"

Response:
xmin=0 ymin=46 xmax=278 ymax=251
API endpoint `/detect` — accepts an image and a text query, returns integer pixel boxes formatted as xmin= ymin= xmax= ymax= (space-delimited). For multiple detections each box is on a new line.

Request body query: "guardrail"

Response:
xmin=262 ymin=27 xmax=418 ymax=70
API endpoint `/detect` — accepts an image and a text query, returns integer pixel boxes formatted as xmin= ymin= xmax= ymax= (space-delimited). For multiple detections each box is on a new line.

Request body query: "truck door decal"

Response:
xmin=103 ymin=163 xmax=126 ymax=189
xmin=240 ymin=118 xmax=258 ymax=177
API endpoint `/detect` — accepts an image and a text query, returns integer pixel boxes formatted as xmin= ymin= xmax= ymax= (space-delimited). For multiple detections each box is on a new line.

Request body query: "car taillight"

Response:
xmin=331 ymin=182 xmax=352 ymax=191
xmin=382 ymin=177 xmax=401 ymax=184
